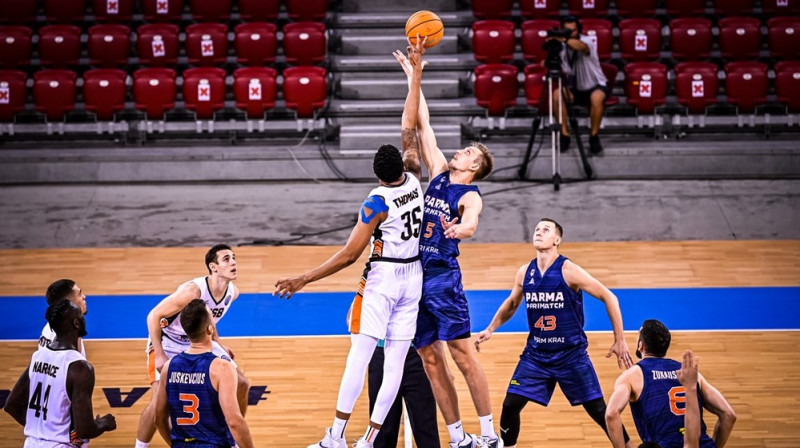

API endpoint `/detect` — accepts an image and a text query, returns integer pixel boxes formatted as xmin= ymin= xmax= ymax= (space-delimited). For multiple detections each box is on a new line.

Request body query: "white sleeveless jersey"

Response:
xmin=24 ymin=347 xmax=86 ymax=448
xmin=161 ymin=276 xmax=236 ymax=344
xmin=39 ymin=324 xmax=86 ymax=358
xmin=367 ymin=173 xmax=425 ymax=260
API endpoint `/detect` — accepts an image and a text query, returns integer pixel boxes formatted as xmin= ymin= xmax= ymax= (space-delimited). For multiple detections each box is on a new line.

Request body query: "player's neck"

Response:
xmin=49 ymin=335 xmax=79 ymax=352
xmin=448 ymin=167 xmax=473 ymax=185
xmin=207 ymin=274 xmax=230 ymax=296
xmin=380 ymin=173 xmax=406 ymax=187
xmin=185 ymin=340 xmax=213 ymax=354
xmin=535 ymin=248 xmax=559 ymax=270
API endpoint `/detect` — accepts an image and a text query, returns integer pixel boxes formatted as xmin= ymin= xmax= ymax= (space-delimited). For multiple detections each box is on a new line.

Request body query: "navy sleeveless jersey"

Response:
xmin=166 ymin=352 xmax=234 ymax=448
xmin=419 ymin=171 xmax=480 ymax=270
xmin=631 ymin=358 xmax=716 ymax=448
xmin=522 ymin=256 xmax=588 ymax=363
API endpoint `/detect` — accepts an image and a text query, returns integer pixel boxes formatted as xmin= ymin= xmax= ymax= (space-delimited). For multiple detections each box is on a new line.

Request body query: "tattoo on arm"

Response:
xmin=401 ymin=128 xmax=421 ymax=177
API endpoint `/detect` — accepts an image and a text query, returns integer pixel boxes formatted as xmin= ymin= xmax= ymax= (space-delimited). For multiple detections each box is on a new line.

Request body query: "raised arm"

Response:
xmin=68 ymin=360 xmax=116 ymax=439
xmin=147 ymin=282 xmax=201 ymax=373
xmin=400 ymin=37 xmax=425 ymax=179
xmin=698 ymin=373 xmax=737 ymax=448
xmin=273 ymin=196 xmax=387 ymax=299
xmin=605 ymin=369 xmax=636 ymax=448
xmin=3 ymin=367 xmax=30 ymax=426
xmin=677 ymin=350 xmax=701 ymax=448
xmin=563 ymin=260 xmax=633 ymax=369
xmin=213 ymin=359 xmax=255 ymax=448
xmin=153 ymin=358 xmax=173 ymax=445
xmin=474 ymin=264 xmax=527 ymax=351
xmin=441 ymin=191 xmax=483 ymax=240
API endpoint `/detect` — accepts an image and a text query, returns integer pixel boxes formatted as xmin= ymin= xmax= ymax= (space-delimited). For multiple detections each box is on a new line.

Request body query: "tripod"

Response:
xmin=517 ymin=70 xmax=594 ymax=190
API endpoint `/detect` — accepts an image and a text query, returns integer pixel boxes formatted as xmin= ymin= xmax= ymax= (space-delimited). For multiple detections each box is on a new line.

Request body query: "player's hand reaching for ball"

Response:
xmin=273 ymin=276 xmax=308 ymax=299
xmin=474 ymin=329 xmax=493 ymax=352
xmin=677 ymin=350 xmax=699 ymax=386
xmin=393 ymin=34 xmax=428 ymax=80
xmin=606 ymin=337 xmax=634 ymax=369
xmin=96 ymin=413 xmax=117 ymax=431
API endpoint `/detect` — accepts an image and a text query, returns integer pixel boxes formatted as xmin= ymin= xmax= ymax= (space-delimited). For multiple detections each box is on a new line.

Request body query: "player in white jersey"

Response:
xmin=4 ymin=300 xmax=116 ymax=447
xmin=274 ymin=38 xmax=427 ymax=448
xmin=134 ymin=244 xmax=250 ymax=448
xmin=39 ymin=279 xmax=87 ymax=357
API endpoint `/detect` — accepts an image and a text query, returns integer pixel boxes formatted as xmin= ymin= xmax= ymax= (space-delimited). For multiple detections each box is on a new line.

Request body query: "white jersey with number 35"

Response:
xmin=366 ymin=172 xmax=424 ymax=261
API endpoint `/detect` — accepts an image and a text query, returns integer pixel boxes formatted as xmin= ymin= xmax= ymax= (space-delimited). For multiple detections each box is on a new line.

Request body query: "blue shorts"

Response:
xmin=413 ymin=268 xmax=470 ymax=348
xmin=507 ymin=348 xmax=603 ymax=406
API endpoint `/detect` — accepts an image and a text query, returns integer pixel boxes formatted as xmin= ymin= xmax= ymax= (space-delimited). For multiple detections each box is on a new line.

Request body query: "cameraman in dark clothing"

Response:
xmin=549 ymin=16 xmax=608 ymax=154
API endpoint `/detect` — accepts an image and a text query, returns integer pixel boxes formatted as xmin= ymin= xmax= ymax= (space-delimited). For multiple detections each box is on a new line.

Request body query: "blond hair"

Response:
xmin=470 ymin=141 xmax=494 ymax=180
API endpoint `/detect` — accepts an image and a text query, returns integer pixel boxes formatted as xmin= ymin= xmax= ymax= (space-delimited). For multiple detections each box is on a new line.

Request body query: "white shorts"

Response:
xmin=348 ymin=259 xmax=422 ymax=341
xmin=146 ymin=336 xmax=236 ymax=383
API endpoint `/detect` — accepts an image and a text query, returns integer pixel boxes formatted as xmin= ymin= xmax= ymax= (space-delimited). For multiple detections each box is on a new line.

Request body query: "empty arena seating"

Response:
xmin=142 ymin=0 xmax=184 ymax=22
xmin=768 ymin=17 xmax=800 ymax=60
xmin=283 ymin=22 xmax=327 ymax=66
xmin=83 ymin=68 xmax=127 ymax=121
xmin=669 ymin=18 xmax=713 ymax=61
xmin=724 ymin=62 xmax=768 ymax=114
xmin=521 ymin=19 xmax=560 ymax=63
xmin=718 ymin=17 xmax=762 ymax=61
xmin=471 ymin=0 xmax=513 ymax=19
xmin=137 ymin=24 xmax=180 ymax=67
xmin=775 ymin=61 xmax=800 ymax=112
xmin=0 ymin=70 xmax=27 ymax=121
xmin=133 ymin=68 xmax=177 ymax=120
xmin=664 ymin=0 xmax=706 ymax=16
xmin=712 ymin=0 xmax=755 ymax=16
xmin=615 ymin=0 xmax=657 ymax=17
xmin=282 ymin=66 xmax=327 ymax=118
xmin=93 ymin=0 xmax=134 ymax=22
xmin=523 ymin=64 xmax=547 ymax=108
xmin=235 ymin=23 xmax=278 ymax=67
xmin=675 ymin=62 xmax=719 ymax=114
xmin=619 ymin=19 xmax=662 ymax=62
xmin=0 ymin=0 xmax=37 ymax=24
xmin=189 ymin=0 xmax=231 ymax=22
xmin=33 ymin=69 xmax=77 ymax=121
xmin=474 ymin=64 xmax=519 ymax=116
xmin=185 ymin=23 xmax=229 ymax=67
xmin=600 ymin=62 xmax=619 ymax=106
xmin=581 ymin=18 xmax=613 ymax=61
xmin=624 ymin=62 xmax=668 ymax=114
xmin=286 ymin=0 xmax=328 ymax=21
xmin=88 ymin=24 xmax=131 ymax=67
xmin=519 ymin=0 xmax=560 ymax=18
xmin=182 ymin=67 xmax=226 ymax=120
xmin=239 ymin=0 xmax=280 ymax=21
xmin=233 ymin=67 xmax=278 ymax=119
xmin=472 ymin=20 xmax=516 ymax=64
xmin=0 ymin=26 xmax=33 ymax=69
xmin=762 ymin=0 xmax=800 ymax=15
xmin=567 ymin=0 xmax=610 ymax=18
xmin=38 ymin=25 xmax=82 ymax=68
xmin=44 ymin=0 xmax=85 ymax=23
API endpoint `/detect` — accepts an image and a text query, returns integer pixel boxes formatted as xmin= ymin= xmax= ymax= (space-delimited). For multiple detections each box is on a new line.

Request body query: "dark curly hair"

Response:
xmin=640 ymin=319 xmax=671 ymax=357
xmin=373 ymin=145 xmax=404 ymax=183
xmin=46 ymin=279 xmax=76 ymax=305
xmin=46 ymin=299 xmax=78 ymax=332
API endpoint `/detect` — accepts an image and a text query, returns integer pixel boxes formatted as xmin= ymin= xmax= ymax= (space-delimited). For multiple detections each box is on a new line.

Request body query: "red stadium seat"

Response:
xmin=133 ymin=68 xmax=177 ymax=119
xmin=88 ymin=24 xmax=130 ymax=67
xmin=768 ymin=17 xmax=800 ymax=60
xmin=619 ymin=19 xmax=662 ymax=62
xmin=600 ymin=62 xmax=619 ymax=106
xmin=286 ymin=0 xmax=328 ymax=21
xmin=762 ymin=0 xmax=800 ymax=16
xmin=182 ymin=67 xmax=226 ymax=120
xmin=93 ymin=0 xmax=134 ymax=22
xmin=472 ymin=20 xmax=516 ymax=64
xmin=283 ymin=66 xmax=327 ymax=118
xmin=234 ymin=22 xmax=278 ymax=66
xmin=519 ymin=0 xmax=560 ymax=19
xmin=283 ymin=22 xmax=327 ymax=66
xmin=615 ymin=0 xmax=657 ymax=17
xmin=44 ymin=0 xmax=85 ymax=22
xmin=567 ymin=0 xmax=610 ymax=18
xmin=581 ymin=18 xmax=613 ymax=61
xmin=239 ymin=0 xmax=280 ymax=21
xmin=523 ymin=64 xmax=547 ymax=107
xmin=474 ymin=64 xmax=519 ymax=116
xmin=33 ymin=69 xmax=77 ymax=121
xmin=137 ymin=24 xmax=180 ymax=67
xmin=0 ymin=70 xmax=27 ymax=121
xmin=233 ymin=67 xmax=277 ymax=119
xmin=189 ymin=0 xmax=231 ymax=21
xmin=669 ymin=18 xmax=712 ymax=61
xmin=83 ymin=68 xmax=126 ymax=120
xmin=38 ymin=25 xmax=81 ymax=68
xmin=718 ymin=17 xmax=762 ymax=61
xmin=775 ymin=61 xmax=800 ymax=112
xmin=471 ymin=0 xmax=513 ymax=19
xmin=142 ymin=0 xmax=184 ymax=22
xmin=624 ymin=62 xmax=668 ymax=114
xmin=0 ymin=0 xmax=37 ymax=24
xmin=664 ymin=0 xmax=706 ymax=17
xmin=0 ymin=26 xmax=33 ymax=69
xmin=521 ymin=19 xmax=560 ymax=63
xmin=186 ymin=23 xmax=229 ymax=67
xmin=723 ymin=62 xmax=768 ymax=113
xmin=675 ymin=62 xmax=719 ymax=114
xmin=712 ymin=0 xmax=754 ymax=16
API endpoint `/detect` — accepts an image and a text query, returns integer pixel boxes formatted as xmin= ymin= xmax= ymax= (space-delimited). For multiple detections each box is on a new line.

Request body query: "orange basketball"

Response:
xmin=405 ymin=10 xmax=444 ymax=48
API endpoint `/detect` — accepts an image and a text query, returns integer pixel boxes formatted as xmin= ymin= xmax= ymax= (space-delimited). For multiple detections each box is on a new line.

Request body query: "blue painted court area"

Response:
xmin=2 ymin=287 xmax=798 ymax=340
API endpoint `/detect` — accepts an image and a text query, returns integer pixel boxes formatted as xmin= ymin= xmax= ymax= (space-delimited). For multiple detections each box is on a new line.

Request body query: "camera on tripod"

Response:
xmin=542 ymin=28 xmax=572 ymax=72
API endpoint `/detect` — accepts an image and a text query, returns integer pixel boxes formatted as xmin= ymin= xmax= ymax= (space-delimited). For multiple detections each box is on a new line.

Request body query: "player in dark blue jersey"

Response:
xmin=394 ymin=48 xmax=500 ymax=448
xmin=154 ymin=299 xmax=254 ymax=448
xmin=474 ymin=218 xmax=634 ymax=448
xmin=605 ymin=320 xmax=736 ymax=448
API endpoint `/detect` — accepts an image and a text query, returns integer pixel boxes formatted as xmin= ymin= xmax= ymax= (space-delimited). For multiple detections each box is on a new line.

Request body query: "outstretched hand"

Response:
xmin=606 ymin=337 xmax=634 ymax=369
xmin=677 ymin=349 xmax=699 ymax=386
xmin=440 ymin=215 xmax=462 ymax=239
xmin=474 ymin=329 xmax=493 ymax=352
xmin=393 ymin=34 xmax=428 ymax=78
xmin=273 ymin=276 xmax=308 ymax=299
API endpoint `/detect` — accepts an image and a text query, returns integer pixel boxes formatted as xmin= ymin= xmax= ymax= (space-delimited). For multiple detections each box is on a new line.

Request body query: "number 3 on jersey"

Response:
xmin=534 ymin=315 xmax=557 ymax=331
xmin=177 ymin=393 xmax=200 ymax=425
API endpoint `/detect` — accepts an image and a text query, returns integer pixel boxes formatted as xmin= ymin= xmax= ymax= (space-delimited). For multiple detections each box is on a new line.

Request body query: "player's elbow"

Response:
xmin=604 ymin=406 xmax=621 ymax=425
xmin=722 ymin=405 xmax=737 ymax=425
xmin=226 ymin=414 xmax=249 ymax=435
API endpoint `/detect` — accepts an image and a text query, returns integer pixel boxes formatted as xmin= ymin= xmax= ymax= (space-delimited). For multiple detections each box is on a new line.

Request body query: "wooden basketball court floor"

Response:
xmin=1 ymin=241 xmax=799 ymax=447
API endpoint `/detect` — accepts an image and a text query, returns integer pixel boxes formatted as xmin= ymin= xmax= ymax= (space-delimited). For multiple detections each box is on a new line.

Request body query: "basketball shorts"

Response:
xmin=349 ymin=259 xmax=422 ymax=341
xmin=413 ymin=267 xmax=471 ymax=348
xmin=146 ymin=336 xmax=236 ymax=383
xmin=507 ymin=348 xmax=603 ymax=406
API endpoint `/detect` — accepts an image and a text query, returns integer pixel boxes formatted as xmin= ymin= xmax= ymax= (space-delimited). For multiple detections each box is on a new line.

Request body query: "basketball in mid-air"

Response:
xmin=405 ymin=10 xmax=444 ymax=48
